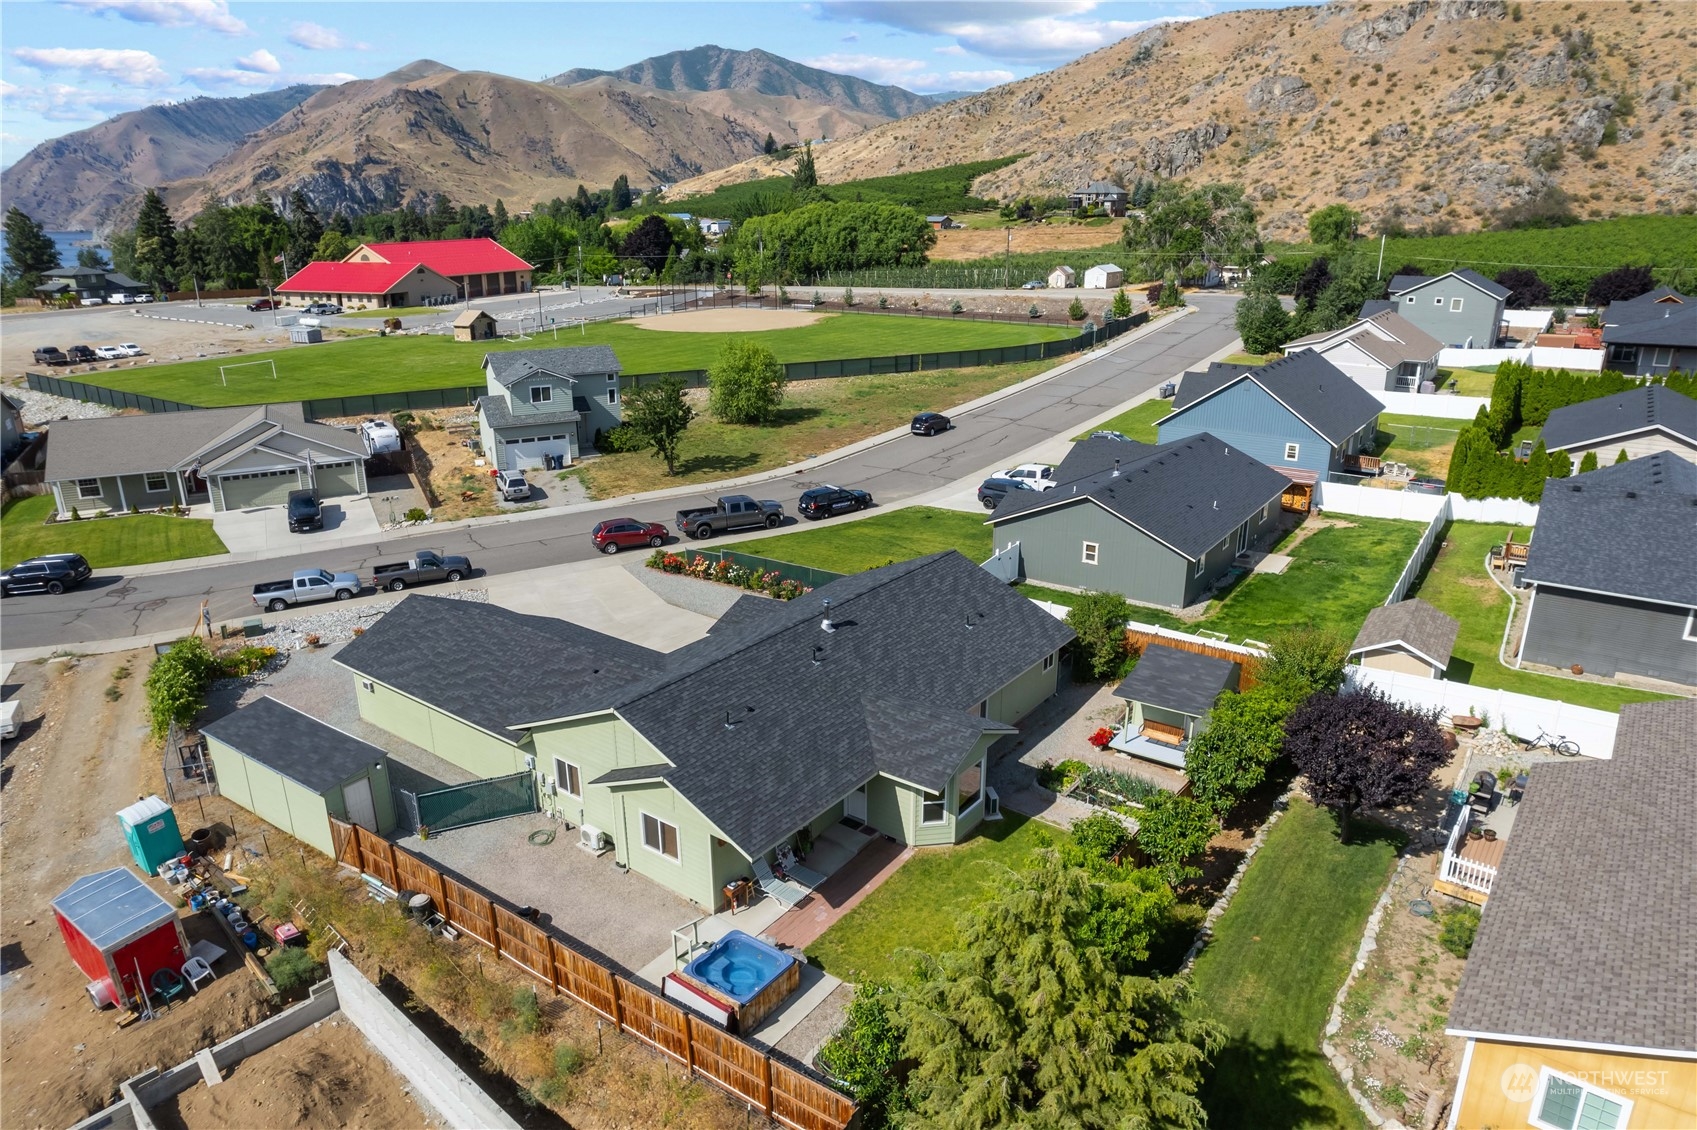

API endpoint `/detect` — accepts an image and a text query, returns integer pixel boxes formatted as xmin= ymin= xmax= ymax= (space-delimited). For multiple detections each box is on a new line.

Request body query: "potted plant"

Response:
xmin=304 ymin=634 xmax=322 ymax=649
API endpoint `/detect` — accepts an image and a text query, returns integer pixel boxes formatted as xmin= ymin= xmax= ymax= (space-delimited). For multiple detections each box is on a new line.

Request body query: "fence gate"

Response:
xmin=413 ymin=771 xmax=537 ymax=833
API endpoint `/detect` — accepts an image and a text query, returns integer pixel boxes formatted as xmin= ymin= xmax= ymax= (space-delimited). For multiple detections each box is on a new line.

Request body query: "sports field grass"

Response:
xmin=71 ymin=314 xmax=1077 ymax=408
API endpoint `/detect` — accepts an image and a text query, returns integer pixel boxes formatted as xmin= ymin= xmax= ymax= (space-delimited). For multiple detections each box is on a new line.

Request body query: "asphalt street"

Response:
xmin=0 ymin=295 xmax=1240 ymax=651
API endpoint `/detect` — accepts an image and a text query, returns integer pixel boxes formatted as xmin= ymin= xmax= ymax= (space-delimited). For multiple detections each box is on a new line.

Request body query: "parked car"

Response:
xmin=80 ymin=297 xmax=103 ymax=307
xmin=32 ymin=346 xmax=67 ymax=366
xmin=675 ymin=495 xmax=784 ymax=539
xmin=304 ymin=302 xmax=343 ymax=315
xmin=286 ymin=489 xmax=323 ymax=533
xmin=65 ymin=345 xmax=97 ymax=364
xmin=798 ymin=485 xmax=873 ymax=520
xmin=247 ymin=297 xmax=277 ymax=311
xmin=1 ymin=553 xmax=93 ymax=596
xmin=108 ymin=292 xmax=133 ymax=305
xmin=360 ymin=419 xmax=402 ymax=455
xmin=252 ymin=568 xmax=360 ymax=611
xmin=370 ymin=550 xmax=471 ymax=590
xmin=496 ymin=470 xmax=532 ymax=501
xmin=994 ymin=464 xmax=1056 ymax=490
xmin=115 ymin=342 xmax=144 ymax=357
xmin=977 ymin=476 xmax=1038 ymax=510
xmin=1020 ymin=280 xmax=1045 ymax=290
xmin=93 ymin=345 xmax=126 ymax=361
xmin=911 ymin=411 xmax=952 ymax=436
xmin=133 ymin=293 xmax=155 ymax=303
xmin=1090 ymin=430 xmax=1134 ymax=443
xmin=590 ymin=518 xmax=669 ymax=554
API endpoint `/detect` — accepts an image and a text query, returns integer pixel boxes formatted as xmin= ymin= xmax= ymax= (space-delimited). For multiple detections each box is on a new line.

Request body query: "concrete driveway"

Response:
xmin=211 ymin=496 xmax=382 ymax=555
xmin=478 ymin=558 xmax=716 ymax=651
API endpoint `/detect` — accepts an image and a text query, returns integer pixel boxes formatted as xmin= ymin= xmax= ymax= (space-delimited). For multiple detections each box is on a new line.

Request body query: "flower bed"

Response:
xmin=645 ymin=550 xmax=810 ymax=600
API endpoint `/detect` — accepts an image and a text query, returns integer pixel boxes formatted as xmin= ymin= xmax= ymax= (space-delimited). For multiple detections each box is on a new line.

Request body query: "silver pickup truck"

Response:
xmin=675 ymin=494 xmax=784 ymax=539
xmin=252 ymin=568 xmax=361 ymax=611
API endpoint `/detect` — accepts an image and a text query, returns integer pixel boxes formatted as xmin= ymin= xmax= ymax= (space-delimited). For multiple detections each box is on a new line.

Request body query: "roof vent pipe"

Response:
xmin=1112 ymin=459 xmax=1121 ymax=477
xmin=820 ymin=598 xmax=836 ymax=633
xmin=812 ymin=645 xmax=825 ymax=665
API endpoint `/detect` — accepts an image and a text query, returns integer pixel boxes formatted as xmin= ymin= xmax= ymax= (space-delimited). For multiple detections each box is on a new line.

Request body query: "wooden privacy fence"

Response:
xmin=328 ymin=818 xmax=854 ymax=1130
xmin=1124 ymin=625 xmax=1263 ymax=691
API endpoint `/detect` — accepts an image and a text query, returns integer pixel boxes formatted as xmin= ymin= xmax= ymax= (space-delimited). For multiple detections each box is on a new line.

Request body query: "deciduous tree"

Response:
xmin=1235 ymin=292 xmax=1291 ymax=354
xmin=1495 ymin=266 xmax=1550 ymax=308
xmin=1184 ymin=686 xmax=1288 ymax=815
xmin=708 ymin=340 xmax=787 ymax=425
xmin=1284 ymin=686 xmax=1448 ymax=842
xmin=619 ymin=375 xmax=694 ymax=475
xmin=1585 ymin=265 xmax=1654 ymax=306
xmin=1064 ymin=592 xmax=1133 ymax=680
xmin=1254 ymin=626 xmax=1350 ymax=711
xmin=1306 ymin=203 xmax=1360 ymax=248
xmin=1120 ymin=181 xmax=1261 ymax=284
xmin=818 ymin=983 xmax=908 ymax=1128
xmin=1134 ymin=794 xmax=1220 ymax=888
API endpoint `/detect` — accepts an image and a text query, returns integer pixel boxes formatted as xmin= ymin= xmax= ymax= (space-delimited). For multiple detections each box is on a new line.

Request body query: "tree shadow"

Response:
xmin=763 ymin=405 xmax=823 ymax=427
xmin=674 ymin=451 xmax=761 ymax=477
xmin=1201 ymin=1035 xmax=1343 ymax=1130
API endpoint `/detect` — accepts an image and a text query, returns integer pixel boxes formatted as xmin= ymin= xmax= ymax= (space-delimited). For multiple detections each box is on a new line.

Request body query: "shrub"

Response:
xmin=1036 ymin=758 xmax=1089 ymax=791
xmin=843 ymin=287 xmax=856 ymax=306
xmin=950 ymin=299 xmax=963 ymax=314
xmin=404 ymin=506 xmax=428 ymax=523
xmin=1439 ymin=905 xmax=1481 ymax=957
xmin=818 ymin=982 xmax=908 ymax=1126
xmin=598 ymin=423 xmax=648 ymax=453
xmin=1133 ymin=794 xmax=1219 ymax=887
xmin=1063 ymin=591 xmax=1133 ymax=680
xmin=1068 ymin=297 xmax=1087 ymax=321
xmin=69 ymin=507 xmax=81 ymax=521
xmin=877 ymin=294 xmax=889 ymax=309
xmin=501 ymin=987 xmax=544 ymax=1041
xmin=707 ymin=339 xmax=787 ymax=425
xmin=1028 ymin=303 xmax=1042 ymax=318
xmin=1068 ymin=812 xmax=1131 ymax=864
xmin=144 ymin=637 xmax=218 ymax=738
xmin=265 ymin=946 xmax=324 ymax=994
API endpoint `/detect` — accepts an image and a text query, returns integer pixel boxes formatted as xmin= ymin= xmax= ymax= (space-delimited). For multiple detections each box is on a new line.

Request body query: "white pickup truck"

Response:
xmin=252 ymin=568 xmax=361 ymax=612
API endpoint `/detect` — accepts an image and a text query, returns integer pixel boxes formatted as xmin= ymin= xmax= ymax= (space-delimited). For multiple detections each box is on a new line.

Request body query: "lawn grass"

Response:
xmin=1015 ymin=582 xmax=1187 ymax=630
xmin=1445 ymin=368 xmax=1495 ymax=396
xmin=1072 ymin=398 xmax=1171 ymax=443
xmin=734 ymin=506 xmax=992 ymax=573
xmin=804 ymin=812 xmax=1057 ymax=984
xmin=1408 ymin=521 xmax=1672 ymax=710
xmin=339 ymin=305 xmax=447 ymax=318
xmin=1374 ymin=414 xmax=1464 ymax=478
xmin=1 ymin=494 xmax=226 ymax=569
xmin=77 ymin=313 xmax=1077 ymax=408
xmin=1220 ymin=351 xmax=1279 ymax=367
xmin=1200 ymin=517 xmax=1427 ymax=645
xmin=1188 ymin=800 xmax=1400 ymax=1130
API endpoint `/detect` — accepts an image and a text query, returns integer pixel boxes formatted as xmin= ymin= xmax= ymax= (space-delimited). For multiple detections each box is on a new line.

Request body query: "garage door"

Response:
xmin=217 ymin=469 xmax=299 ymax=510
xmin=312 ymin=461 xmax=363 ymax=499
xmin=504 ymin=433 xmax=572 ymax=471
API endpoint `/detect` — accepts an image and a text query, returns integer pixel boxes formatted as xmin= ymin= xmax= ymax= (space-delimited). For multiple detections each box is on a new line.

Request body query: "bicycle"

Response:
xmin=1524 ymin=728 xmax=1580 ymax=757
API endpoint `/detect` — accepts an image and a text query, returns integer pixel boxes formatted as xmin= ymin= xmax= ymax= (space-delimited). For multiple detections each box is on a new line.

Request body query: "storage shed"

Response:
xmin=53 ymin=868 xmax=188 ymax=1010
xmin=117 ymin=795 xmax=183 ymax=875
xmin=1047 ymin=265 xmax=1076 ymax=289
xmin=1349 ymin=598 xmax=1461 ymax=679
xmin=1108 ymin=644 xmax=1241 ymax=769
xmin=1084 ymin=263 xmax=1125 ymax=289
xmin=202 ymin=696 xmax=395 ymax=857
xmin=454 ymin=308 xmax=498 ymax=342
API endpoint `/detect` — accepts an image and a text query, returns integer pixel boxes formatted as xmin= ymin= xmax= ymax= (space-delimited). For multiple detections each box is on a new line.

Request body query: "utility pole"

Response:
xmin=1004 ymin=227 xmax=1011 ymax=290
xmin=577 ymin=244 xmax=583 ymax=304
xmin=1376 ymin=232 xmax=1386 ymax=280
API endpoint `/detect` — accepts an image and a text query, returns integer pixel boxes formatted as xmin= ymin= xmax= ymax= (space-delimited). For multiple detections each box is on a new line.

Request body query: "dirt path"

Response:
xmin=632 ymin=307 xmax=827 ymax=332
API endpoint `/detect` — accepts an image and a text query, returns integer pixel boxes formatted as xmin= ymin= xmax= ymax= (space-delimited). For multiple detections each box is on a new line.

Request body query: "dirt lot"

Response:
xmin=635 ymin=307 xmax=827 ymax=333
xmin=2 ymin=304 xmax=315 ymax=384
xmin=932 ymin=221 xmax=1125 ymax=260
xmin=150 ymin=1016 xmax=434 ymax=1130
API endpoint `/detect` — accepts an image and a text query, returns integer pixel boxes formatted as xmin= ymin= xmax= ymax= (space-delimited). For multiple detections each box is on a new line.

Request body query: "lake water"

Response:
xmin=0 ymin=229 xmax=104 ymax=266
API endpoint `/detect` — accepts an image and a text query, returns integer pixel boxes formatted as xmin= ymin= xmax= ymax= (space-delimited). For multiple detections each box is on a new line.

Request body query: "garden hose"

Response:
xmin=528 ymin=828 xmax=557 ymax=846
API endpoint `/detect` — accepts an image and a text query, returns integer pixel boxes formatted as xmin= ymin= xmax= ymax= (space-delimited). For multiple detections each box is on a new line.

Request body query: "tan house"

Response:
xmin=1348 ymin=598 xmax=1460 ymax=679
xmin=454 ymin=309 xmax=498 ymax=342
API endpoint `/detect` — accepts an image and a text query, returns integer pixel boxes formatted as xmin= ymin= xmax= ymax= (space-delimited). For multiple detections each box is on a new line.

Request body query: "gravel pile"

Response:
xmin=266 ymin=588 xmax=489 ymax=652
xmin=6 ymin=386 xmax=121 ymax=424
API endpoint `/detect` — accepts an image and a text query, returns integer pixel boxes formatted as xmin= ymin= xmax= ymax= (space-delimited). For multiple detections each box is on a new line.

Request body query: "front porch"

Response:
xmin=1107 ymin=722 xmax=1189 ymax=770
xmin=1432 ymin=788 xmax=1519 ymax=904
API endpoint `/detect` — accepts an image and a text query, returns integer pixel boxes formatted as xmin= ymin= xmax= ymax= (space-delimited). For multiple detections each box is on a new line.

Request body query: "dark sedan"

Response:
xmin=2 ymin=553 xmax=93 ymax=596
xmin=977 ymin=476 xmax=1038 ymax=510
xmin=591 ymin=517 xmax=669 ymax=554
xmin=798 ymin=485 xmax=873 ymax=520
xmin=911 ymin=412 xmax=951 ymax=436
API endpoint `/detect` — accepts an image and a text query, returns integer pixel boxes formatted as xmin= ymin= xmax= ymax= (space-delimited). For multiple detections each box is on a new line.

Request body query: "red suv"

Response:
xmin=591 ymin=517 xmax=669 ymax=554
xmin=247 ymin=297 xmax=277 ymax=311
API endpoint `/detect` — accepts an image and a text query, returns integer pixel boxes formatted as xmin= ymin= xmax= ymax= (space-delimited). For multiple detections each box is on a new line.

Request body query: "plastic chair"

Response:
xmin=181 ymin=957 xmax=216 ymax=990
xmin=151 ymin=968 xmax=187 ymax=1004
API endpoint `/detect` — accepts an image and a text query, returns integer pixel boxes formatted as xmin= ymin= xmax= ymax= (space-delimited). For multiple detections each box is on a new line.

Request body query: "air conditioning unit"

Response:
xmin=578 ymin=824 xmax=610 ymax=854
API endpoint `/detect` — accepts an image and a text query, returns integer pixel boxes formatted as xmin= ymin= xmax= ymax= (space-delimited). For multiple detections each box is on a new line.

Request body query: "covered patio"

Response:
xmin=1108 ymin=643 xmax=1242 ymax=771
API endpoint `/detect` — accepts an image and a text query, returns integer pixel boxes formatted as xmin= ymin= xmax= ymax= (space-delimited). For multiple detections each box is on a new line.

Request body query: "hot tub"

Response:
xmin=674 ymin=930 xmax=800 ymax=1033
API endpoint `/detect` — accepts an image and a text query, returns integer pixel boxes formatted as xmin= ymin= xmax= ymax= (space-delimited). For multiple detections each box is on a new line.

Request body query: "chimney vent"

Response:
xmin=820 ymin=598 xmax=836 ymax=633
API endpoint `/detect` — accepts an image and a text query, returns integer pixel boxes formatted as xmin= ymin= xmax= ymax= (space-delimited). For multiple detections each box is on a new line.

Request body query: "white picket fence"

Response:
xmin=1372 ymin=391 xmax=1490 ymax=419
xmin=1346 ymin=667 xmax=1618 ymax=759
xmin=1438 ymin=345 xmax=1603 ymax=371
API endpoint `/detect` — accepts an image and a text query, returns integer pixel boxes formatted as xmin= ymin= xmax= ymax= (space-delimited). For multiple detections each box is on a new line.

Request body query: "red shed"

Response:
xmin=52 ymin=868 xmax=188 ymax=1009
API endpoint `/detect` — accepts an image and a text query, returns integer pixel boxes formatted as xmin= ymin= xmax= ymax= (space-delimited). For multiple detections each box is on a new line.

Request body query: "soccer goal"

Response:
xmin=218 ymin=358 xmax=278 ymax=386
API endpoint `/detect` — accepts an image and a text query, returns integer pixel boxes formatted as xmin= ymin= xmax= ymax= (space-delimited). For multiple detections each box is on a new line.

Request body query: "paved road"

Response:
xmin=0 ymin=296 xmax=1239 ymax=651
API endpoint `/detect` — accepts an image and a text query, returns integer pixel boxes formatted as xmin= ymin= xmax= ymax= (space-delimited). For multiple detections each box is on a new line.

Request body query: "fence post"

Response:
xmin=611 ymin=975 xmax=625 ymax=1032
xmin=488 ymin=902 xmax=503 ymax=961
xmin=761 ymin=1053 xmax=774 ymax=1118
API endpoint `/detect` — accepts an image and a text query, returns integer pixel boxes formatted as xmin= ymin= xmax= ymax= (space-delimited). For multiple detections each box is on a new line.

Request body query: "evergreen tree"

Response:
xmin=3 ymin=206 xmax=60 ymax=288
xmin=611 ymin=174 xmax=632 ymax=212
xmin=327 ymin=209 xmax=353 ymax=236
xmin=1578 ymin=449 xmax=1599 ymax=473
xmin=1524 ymin=440 xmax=1550 ymax=502
xmin=1235 ymin=292 xmax=1291 ymax=354
xmin=763 ymin=132 xmax=777 ymax=155
xmin=1615 ymin=448 xmax=1630 ymax=464
xmin=1111 ymin=287 xmax=1133 ymax=319
xmin=285 ymin=189 xmax=323 ymax=276
xmin=76 ymin=247 xmax=109 ymax=269
xmin=133 ymin=189 xmax=178 ymax=288
xmin=574 ymin=184 xmax=595 ymax=218
xmin=792 ymin=142 xmax=819 ymax=193
xmin=492 ymin=199 xmax=509 ymax=234
xmin=1548 ymin=450 xmax=1572 ymax=479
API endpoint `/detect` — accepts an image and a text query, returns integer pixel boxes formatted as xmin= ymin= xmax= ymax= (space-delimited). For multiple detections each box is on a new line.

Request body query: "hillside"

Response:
xmin=549 ymin=44 xmax=935 ymax=119
xmin=669 ymin=1 xmax=1697 ymax=240
xmin=0 ymin=85 xmax=322 ymax=231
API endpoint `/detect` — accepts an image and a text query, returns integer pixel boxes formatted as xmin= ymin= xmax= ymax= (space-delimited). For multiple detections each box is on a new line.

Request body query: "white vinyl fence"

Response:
xmin=1372 ymin=391 xmax=1490 ymax=419
xmin=1439 ymin=345 xmax=1603 ymax=371
xmin=1316 ymin=481 xmax=1539 ymax=526
xmin=1346 ymin=667 xmax=1619 ymax=759
xmin=1385 ymin=499 xmax=1451 ymax=605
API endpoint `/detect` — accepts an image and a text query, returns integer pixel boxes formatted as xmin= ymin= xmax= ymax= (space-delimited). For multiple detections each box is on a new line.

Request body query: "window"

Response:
xmin=1081 ymin=541 xmax=1100 ymax=566
xmin=1043 ymin=653 xmax=1055 ymax=672
xmin=1652 ymin=346 xmax=1673 ymax=368
xmin=956 ymin=760 xmax=983 ymax=813
xmin=607 ymin=388 xmax=618 ymax=406
xmin=144 ymin=472 xmax=169 ymax=493
xmin=641 ymin=813 xmax=679 ymax=860
xmin=1398 ymin=360 xmax=1422 ymax=377
xmin=1529 ymin=1067 xmax=1631 ymax=1130
xmin=359 ymin=679 xmax=374 ymax=693
xmin=607 ymin=373 xmax=617 ymax=382
xmin=76 ymin=479 xmax=101 ymax=499
xmin=530 ymin=385 xmax=552 ymax=405
xmin=1684 ymin=609 xmax=1697 ymax=643
xmin=920 ymin=790 xmax=947 ymax=825
xmin=1284 ymin=442 xmax=1301 ymax=461
xmin=553 ymin=758 xmax=581 ymax=798
xmin=1450 ymin=297 xmax=1464 ymax=312
xmin=1194 ymin=554 xmax=1206 ymax=578
xmin=1405 ymin=295 xmax=1416 ymax=304
xmin=1608 ymin=344 xmax=1639 ymax=365
xmin=1434 ymin=296 xmax=1445 ymax=306
xmin=1261 ymin=500 xmax=1271 ymax=521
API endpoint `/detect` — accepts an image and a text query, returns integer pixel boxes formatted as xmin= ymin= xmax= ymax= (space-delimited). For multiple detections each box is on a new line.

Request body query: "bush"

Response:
xmin=404 ymin=506 xmax=428 ymax=523
xmin=501 ymin=987 xmax=544 ymax=1041
xmin=1036 ymin=758 xmax=1089 ymax=791
xmin=1133 ymin=794 xmax=1219 ymax=887
xmin=1439 ymin=905 xmax=1481 ymax=957
xmin=1068 ymin=297 xmax=1087 ymax=321
xmin=265 ymin=946 xmax=324 ymax=995
xmin=1235 ymin=292 xmax=1292 ymax=354
xmin=144 ymin=637 xmax=218 ymax=738
xmin=1068 ymin=812 xmax=1131 ymax=864
xmin=707 ymin=339 xmax=787 ymax=425
xmin=1064 ymin=591 xmax=1133 ymax=680
xmin=818 ymin=982 xmax=908 ymax=1126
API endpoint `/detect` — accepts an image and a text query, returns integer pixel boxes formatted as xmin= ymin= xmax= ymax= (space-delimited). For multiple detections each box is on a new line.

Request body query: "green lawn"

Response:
xmin=1015 ymin=582 xmax=1187 ymax=630
xmin=1445 ymin=368 xmax=1494 ymax=396
xmin=805 ymin=813 xmax=1056 ymax=983
xmin=1200 ymin=517 xmax=1427 ymax=645
xmin=68 ymin=313 xmax=1077 ymax=408
xmin=1374 ymin=414 xmax=1463 ymax=479
xmin=1 ymin=494 xmax=227 ymax=569
xmin=1408 ymin=521 xmax=1671 ymax=710
xmin=1072 ymin=398 xmax=1171 ymax=443
xmin=734 ymin=506 xmax=992 ymax=573
xmin=1188 ymin=800 xmax=1400 ymax=1130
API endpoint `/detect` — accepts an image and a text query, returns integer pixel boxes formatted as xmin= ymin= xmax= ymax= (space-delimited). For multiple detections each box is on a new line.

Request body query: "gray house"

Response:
xmin=1383 ymin=269 xmax=1510 ymax=348
xmin=1068 ymin=181 xmax=1127 ymax=216
xmin=987 ymin=434 xmax=1289 ymax=609
xmin=477 ymin=346 xmax=622 ymax=471
xmin=33 ymin=265 xmax=148 ymax=303
xmin=1285 ymin=310 xmax=1444 ymax=394
xmin=1538 ymin=385 xmax=1697 ymax=471
xmin=44 ymin=403 xmax=367 ymax=515
xmin=1518 ymin=453 xmax=1696 ymax=687
xmin=1599 ymin=294 xmax=1697 ymax=377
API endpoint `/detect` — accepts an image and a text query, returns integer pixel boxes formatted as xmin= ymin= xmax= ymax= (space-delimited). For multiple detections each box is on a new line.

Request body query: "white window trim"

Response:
xmin=1194 ymin=554 xmax=1206 ymax=578
xmin=1082 ymin=540 xmax=1100 ymax=566
xmin=1527 ymin=1065 xmax=1632 ymax=1130
xmin=359 ymin=679 xmax=374 ymax=693
xmin=1434 ymin=295 xmax=1445 ymax=305
xmin=554 ymin=757 xmax=581 ymax=798
xmin=1042 ymin=653 xmax=1055 ymax=672
xmin=920 ymin=790 xmax=947 ymax=825
xmin=530 ymin=385 xmax=552 ymax=404
xmin=1684 ymin=608 xmax=1697 ymax=643
xmin=1284 ymin=442 xmax=1301 ymax=461
xmin=76 ymin=478 xmax=101 ymax=499
xmin=1261 ymin=500 xmax=1271 ymax=521
xmin=956 ymin=757 xmax=985 ymax=816
xmin=640 ymin=812 xmax=681 ymax=862
xmin=1405 ymin=295 xmax=1417 ymax=304
xmin=607 ymin=388 xmax=619 ymax=405
xmin=1450 ymin=296 xmax=1464 ymax=312
xmin=144 ymin=472 xmax=170 ymax=493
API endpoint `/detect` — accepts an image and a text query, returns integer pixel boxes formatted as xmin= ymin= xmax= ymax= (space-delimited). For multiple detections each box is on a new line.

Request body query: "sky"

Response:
xmin=0 ymin=0 xmax=1304 ymax=170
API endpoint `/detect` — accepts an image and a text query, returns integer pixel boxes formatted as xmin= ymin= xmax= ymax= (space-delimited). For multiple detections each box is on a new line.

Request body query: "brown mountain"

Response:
xmin=0 ymin=85 xmax=323 ymax=231
xmin=669 ymin=1 xmax=1697 ymax=239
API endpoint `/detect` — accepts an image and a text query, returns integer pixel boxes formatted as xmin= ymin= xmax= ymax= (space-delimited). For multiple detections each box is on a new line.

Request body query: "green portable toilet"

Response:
xmin=117 ymin=796 xmax=184 ymax=874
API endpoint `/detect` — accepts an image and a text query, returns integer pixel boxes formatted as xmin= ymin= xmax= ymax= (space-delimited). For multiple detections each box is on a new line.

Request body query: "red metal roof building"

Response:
xmin=277 ymin=238 xmax=534 ymax=308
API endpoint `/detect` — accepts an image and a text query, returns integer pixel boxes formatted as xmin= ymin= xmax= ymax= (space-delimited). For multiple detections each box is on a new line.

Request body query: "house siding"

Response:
xmin=1390 ymin=278 xmax=1504 ymax=347
xmin=1603 ymin=343 xmax=1697 ymax=377
xmin=53 ymin=471 xmax=189 ymax=515
xmin=865 ymin=775 xmax=905 ymax=840
xmin=353 ymin=678 xmax=529 ymax=777
xmin=322 ymin=765 xmax=396 ymax=839
xmin=607 ymin=781 xmax=727 ymax=909
xmin=1553 ymin=429 xmax=1697 ymax=471
xmin=1452 ymin=1039 xmax=1696 ymax=1130
xmin=206 ymin=735 xmax=339 ymax=857
xmin=1157 ymin=379 xmax=1339 ymax=475
xmin=1357 ymin=648 xmax=1441 ymax=678
xmin=986 ymin=654 xmax=1060 ymax=725
xmin=1521 ymin=587 xmax=1697 ymax=686
xmin=998 ymin=501 xmax=1192 ymax=607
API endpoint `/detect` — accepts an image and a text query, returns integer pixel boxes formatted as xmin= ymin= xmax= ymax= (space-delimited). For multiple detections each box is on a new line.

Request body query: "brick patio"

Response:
xmin=763 ymin=836 xmax=912 ymax=951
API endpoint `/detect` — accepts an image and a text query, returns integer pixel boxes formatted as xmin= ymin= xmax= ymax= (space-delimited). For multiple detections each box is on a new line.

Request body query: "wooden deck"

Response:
xmin=762 ymin=836 xmax=911 ymax=952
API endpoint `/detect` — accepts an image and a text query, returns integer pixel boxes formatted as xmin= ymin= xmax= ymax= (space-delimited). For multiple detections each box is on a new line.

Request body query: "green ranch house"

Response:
xmin=334 ymin=552 xmax=1073 ymax=910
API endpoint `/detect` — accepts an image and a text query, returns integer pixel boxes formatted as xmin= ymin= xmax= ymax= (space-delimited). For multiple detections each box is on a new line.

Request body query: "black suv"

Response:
xmin=2 ymin=553 xmax=93 ymax=596
xmin=911 ymin=412 xmax=951 ymax=436
xmin=287 ymin=489 xmax=323 ymax=532
xmin=977 ymin=476 xmax=1037 ymax=510
xmin=65 ymin=345 xmax=97 ymax=364
xmin=32 ymin=346 xmax=68 ymax=366
xmin=798 ymin=485 xmax=873 ymax=521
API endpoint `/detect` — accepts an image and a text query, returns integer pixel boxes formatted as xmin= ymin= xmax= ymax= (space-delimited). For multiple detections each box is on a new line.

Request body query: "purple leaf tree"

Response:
xmin=1283 ymin=687 xmax=1449 ymax=842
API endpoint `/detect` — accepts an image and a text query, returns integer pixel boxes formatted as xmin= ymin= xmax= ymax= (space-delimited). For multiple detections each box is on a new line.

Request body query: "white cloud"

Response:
xmin=818 ymin=1 xmax=1181 ymax=64
xmin=61 ymin=0 xmax=249 ymax=37
xmin=288 ymin=21 xmax=364 ymax=51
xmin=802 ymin=53 xmax=928 ymax=87
xmin=933 ymin=44 xmax=967 ymax=56
xmin=0 ymin=79 xmax=154 ymax=121
xmin=236 ymin=49 xmax=281 ymax=74
xmin=184 ymin=66 xmax=274 ymax=89
xmin=295 ymin=72 xmax=359 ymax=86
xmin=10 ymin=46 xmax=171 ymax=87
xmin=943 ymin=69 xmax=1016 ymax=88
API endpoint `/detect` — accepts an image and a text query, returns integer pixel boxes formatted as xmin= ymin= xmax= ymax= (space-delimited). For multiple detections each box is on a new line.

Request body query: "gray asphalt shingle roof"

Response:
xmin=1603 ymin=287 xmax=1688 ymax=324
xmin=43 ymin=403 xmax=362 ymax=482
xmin=1349 ymin=598 xmax=1460 ymax=669
xmin=1388 ymin=268 xmax=1510 ymax=300
xmin=1520 ymin=453 xmax=1697 ymax=607
xmin=988 ymin=434 xmax=1289 ymax=559
xmin=1112 ymin=644 xmax=1239 ymax=717
xmin=1168 ymin=351 xmax=1382 ymax=446
xmin=476 ymin=396 xmax=583 ymax=431
xmin=1538 ymin=386 xmax=1697 ymax=451
xmin=1447 ymin=697 xmax=1697 ymax=1054
xmin=202 ymin=696 xmax=388 ymax=793
xmin=1600 ymin=300 xmax=1697 ymax=348
xmin=484 ymin=346 xmax=621 ymax=388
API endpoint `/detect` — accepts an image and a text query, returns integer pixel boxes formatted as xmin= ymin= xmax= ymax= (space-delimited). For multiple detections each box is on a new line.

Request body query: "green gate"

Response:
xmin=415 ymin=771 xmax=537 ymax=833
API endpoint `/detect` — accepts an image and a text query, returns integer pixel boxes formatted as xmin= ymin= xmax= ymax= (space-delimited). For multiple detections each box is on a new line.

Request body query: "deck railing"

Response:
xmin=1438 ymin=808 xmax=1498 ymax=895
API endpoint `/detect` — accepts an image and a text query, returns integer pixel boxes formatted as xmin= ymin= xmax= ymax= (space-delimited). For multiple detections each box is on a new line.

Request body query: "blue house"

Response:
xmin=1156 ymin=353 xmax=1382 ymax=482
